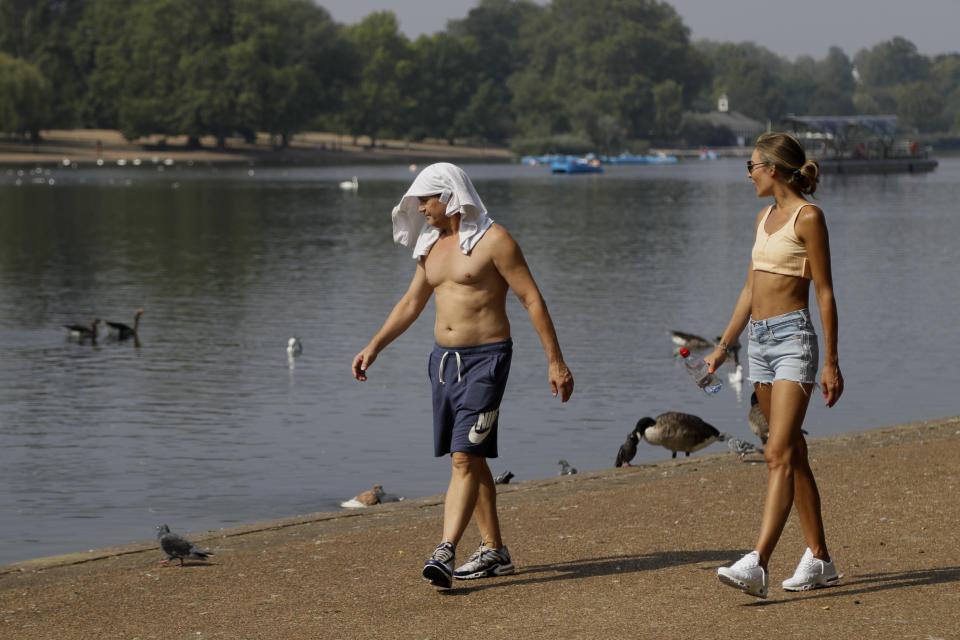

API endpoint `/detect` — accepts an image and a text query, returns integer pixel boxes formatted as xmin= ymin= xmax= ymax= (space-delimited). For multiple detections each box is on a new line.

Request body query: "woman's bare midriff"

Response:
xmin=751 ymin=270 xmax=810 ymax=320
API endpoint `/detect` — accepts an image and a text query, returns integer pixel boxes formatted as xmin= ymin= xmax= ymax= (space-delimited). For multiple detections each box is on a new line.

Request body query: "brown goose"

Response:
xmin=64 ymin=317 xmax=102 ymax=341
xmin=106 ymin=308 xmax=143 ymax=340
xmin=635 ymin=412 xmax=729 ymax=459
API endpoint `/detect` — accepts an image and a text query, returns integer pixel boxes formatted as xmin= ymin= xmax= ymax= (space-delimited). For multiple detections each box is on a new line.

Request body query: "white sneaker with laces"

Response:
xmin=717 ymin=551 xmax=769 ymax=599
xmin=782 ymin=547 xmax=842 ymax=591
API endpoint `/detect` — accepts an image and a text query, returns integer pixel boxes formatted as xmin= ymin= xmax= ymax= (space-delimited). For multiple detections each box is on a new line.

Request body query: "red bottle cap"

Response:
xmin=679 ymin=347 xmax=690 ymax=357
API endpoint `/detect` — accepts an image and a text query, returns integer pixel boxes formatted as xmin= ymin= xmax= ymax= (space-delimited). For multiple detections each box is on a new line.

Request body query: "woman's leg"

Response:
xmin=753 ymin=380 xmax=815 ymax=568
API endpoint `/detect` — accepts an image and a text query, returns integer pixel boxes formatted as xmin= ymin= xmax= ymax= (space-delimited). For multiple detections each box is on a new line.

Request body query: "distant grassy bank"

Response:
xmin=0 ymin=129 xmax=514 ymax=167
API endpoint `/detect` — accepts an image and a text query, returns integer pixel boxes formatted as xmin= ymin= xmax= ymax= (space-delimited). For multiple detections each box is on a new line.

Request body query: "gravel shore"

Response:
xmin=2 ymin=415 xmax=958 ymax=639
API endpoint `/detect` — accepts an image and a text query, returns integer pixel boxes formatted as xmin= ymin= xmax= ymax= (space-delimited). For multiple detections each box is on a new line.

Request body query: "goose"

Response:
xmin=339 ymin=176 xmax=358 ymax=191
xmin=748 ymin=392 xmax=769 ymax=444
xmin=340 ymin=484 xmax=385 ymax=508
xmin=635 ymin=412 xmax=729 ymax=459
xmin=668 ymin=330 xmax=713 ymax=350
xmin=106 ymin=308 xmax=143 ymax=340
xmin=64 ymin=317 xmax=102 ymax=341
xmin=494 ymin=470 xmax=514 ymax=484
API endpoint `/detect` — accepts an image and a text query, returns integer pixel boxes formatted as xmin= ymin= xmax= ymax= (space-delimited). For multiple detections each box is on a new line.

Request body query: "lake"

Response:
xmin=1 ymin=156 xmax=957 ymax=565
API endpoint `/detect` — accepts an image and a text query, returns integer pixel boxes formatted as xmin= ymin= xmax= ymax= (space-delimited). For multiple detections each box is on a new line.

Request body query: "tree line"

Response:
xmin=1 ymin=0 xmax=958 ymax=152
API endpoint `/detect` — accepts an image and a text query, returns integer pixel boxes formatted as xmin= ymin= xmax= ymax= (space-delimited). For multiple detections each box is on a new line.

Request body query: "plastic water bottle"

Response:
xmin=679 ymin=347 xmax=723 ymax=394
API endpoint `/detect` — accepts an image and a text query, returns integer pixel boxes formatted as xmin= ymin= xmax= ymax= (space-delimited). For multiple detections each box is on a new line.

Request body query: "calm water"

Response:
xmin=1 ymin=157 xmax=957 ymax=564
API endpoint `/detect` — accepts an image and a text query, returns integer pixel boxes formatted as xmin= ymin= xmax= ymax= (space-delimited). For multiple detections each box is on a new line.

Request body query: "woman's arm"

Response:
xmin=797 ymin=206 xmax=844 ymax=406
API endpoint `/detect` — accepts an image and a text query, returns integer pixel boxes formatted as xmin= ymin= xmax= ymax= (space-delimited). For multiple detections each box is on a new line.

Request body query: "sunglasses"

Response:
xmin=746 ymin=160 xmax=770 ymax=172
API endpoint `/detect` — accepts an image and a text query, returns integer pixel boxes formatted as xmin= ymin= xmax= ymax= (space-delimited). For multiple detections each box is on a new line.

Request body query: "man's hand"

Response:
xmin=352 ymin=348 xmax=378 ymax=381
xmin=549 ymin=361 xmax=574 ymax=402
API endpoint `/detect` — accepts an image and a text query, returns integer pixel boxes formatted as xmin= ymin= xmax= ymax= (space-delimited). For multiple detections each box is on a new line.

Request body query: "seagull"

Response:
xmin=635 ymin=412 xmax=730 ymax=459
xmin=615 ymin=431 xmax=640 ymax=467
xmin=156 ymin=524 xmax=214 ymax=566
xmin=286 ymin=337 xmax=303 ymax=357
xmin=558 ymin=459 xmax=577 ymax=475
xmin=339 ymin=176 xmax=359 ymax=191
xmin=748 ymin=392 xmax=769 ymax=444
xmin=64 ymin=317 xmax=102 ymax=342
xmin=340 ymin=484 xmax=385 ymax=508
xmin=727 ymin=437 xmax=764 ymax=462
xmin=494 ymin=470 xmax=514 ymax=484
xmin=106 ymin=308 xmax=143 ymax=341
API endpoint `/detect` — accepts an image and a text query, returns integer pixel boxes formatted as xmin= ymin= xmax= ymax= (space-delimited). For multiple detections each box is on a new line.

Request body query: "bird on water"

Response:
xmin=106 ymin=308 xmax=143 ymax=341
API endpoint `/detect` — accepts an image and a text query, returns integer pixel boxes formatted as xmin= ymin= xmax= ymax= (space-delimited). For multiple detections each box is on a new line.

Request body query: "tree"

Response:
xmin=341 ymin=12 xmax=414 ymax=146
xmin=653 ymin=79 xmax=683 ymax=136
xmin=896 ymin=81 xmax=946 ymax=132
xmin=854 ymin=37 xmax=930 ymax=87
xmin=408 ymin=32 xmax=481 ymax=143
xmin=0 ymin=51 xmax=53 ymax=140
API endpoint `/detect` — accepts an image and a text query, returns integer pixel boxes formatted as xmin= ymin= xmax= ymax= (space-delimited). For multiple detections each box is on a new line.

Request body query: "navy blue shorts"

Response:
xmin=428 ymin=339 xmax=512 ymax=458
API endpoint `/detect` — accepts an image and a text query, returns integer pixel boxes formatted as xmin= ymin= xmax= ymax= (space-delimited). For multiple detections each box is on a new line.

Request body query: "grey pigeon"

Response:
xmin=558 ymin=459 xmax=577 ymax=475
xmin=494 ymin=470 xmax=514 ymax=484
xmin=727 ymin=437 xmax=764 ymax=462
xmin=615 ymin=431 xmax=639 ymax=467
xmin=635 ymin=412 xmax=730 ymax=459
xmin=156 ymin=524 xmax=214 ymax=566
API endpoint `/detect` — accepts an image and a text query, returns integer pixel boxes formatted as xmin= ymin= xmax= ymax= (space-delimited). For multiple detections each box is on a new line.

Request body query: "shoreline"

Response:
xmin=0 ymin=129 xmax=515 ymax=167
xmin=2 ymin=415 xmax=958 ymax=638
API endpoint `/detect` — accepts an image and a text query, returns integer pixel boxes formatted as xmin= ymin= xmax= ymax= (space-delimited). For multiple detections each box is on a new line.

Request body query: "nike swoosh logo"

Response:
xmin=468 ymin=409 xmax=499 ymax=444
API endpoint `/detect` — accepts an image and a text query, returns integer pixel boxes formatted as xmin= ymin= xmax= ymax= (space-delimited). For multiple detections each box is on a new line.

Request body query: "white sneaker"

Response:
xmin=782 ymin=548 xmax=842 ymax=591
xmin=717 ymin=551 xmax=768 ymax=599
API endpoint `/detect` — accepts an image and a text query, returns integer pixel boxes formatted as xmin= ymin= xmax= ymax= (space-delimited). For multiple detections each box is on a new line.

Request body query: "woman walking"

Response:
xmin=708 ymin=133 xmax=844 ymax=599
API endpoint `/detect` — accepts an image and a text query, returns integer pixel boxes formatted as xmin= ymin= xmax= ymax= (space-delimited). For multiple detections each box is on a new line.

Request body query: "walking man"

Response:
xmin=352 ymin=163 xmax=574 ymax=588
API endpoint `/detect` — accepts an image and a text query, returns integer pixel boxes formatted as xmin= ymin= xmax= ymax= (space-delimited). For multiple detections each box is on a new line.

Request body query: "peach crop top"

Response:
xmin=751 ymin=204 xmax=812 ymax=279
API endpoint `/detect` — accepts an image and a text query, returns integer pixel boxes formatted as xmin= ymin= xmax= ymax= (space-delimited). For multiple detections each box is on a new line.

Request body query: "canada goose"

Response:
xmin=64 ymin=317 xmax=102 ymax=341
xmin=748 ymin=392 xmax=769 ymax=444
xmin=106 ymin=308 xmax=143 ymax=340
xmin=339 ymin=176 xmax=358 ymax=191
xmin=668 ymin=330 xmax=712 ymax=350
xmin=635 ymin=412 xmax=729 ymax=459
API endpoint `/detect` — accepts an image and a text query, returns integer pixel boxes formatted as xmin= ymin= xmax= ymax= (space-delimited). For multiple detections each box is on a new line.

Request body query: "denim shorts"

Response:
xmin=747 ymin=309 xmax=818 ymax=385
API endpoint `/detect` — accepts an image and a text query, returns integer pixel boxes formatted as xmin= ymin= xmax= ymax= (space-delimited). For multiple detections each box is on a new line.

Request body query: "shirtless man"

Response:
xmin=352 ymin=163 xmax=573 ymax=588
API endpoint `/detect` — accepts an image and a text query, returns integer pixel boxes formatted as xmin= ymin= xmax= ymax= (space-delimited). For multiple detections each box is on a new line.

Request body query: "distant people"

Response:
xmin=708 ymin=133 xmax=844 ymax=599
xmin=351 ymin=162 xmax=574 ymax=588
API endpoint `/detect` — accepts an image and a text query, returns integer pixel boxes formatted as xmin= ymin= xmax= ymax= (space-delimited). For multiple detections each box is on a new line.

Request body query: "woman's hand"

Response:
xmin=704 ymin=347 xmax=727 ymax=374
xmin=821 ymin=361 xmax=844 ymax=407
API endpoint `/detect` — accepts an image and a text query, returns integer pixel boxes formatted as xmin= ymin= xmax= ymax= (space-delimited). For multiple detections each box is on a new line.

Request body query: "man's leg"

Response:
xmin=442 ymin=452 xmax=491 ymax=546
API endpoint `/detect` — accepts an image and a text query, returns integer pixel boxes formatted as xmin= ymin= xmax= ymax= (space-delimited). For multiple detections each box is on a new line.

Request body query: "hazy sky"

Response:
xmin=317 ymin=0 xmax=959 ymax=60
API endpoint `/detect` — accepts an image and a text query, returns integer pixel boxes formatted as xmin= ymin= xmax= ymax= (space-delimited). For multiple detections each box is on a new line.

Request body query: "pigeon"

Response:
xmin=748 ymin=392 xmax=770 ymax=444
xmin=340 ymin=484 xmax=385 ymax=508
xmin=615 ymin=431 xmax=640 ymax=467
xmin=635 ymin=412 xmax=730 ymax=459
xmin=558 ymin=459 xmax=577 ymax=475
xmin=156 ymin=524 xmax=214 ymax=566
xmin=106 ymin=308 xmax=143 ymax=341
xmin=494 ymin=470 xmax=515 ymax=484
xmin=727 ymin=437 xmax=764 ymax=462
xmin=64 ymin=317 xmax=102 ymax=342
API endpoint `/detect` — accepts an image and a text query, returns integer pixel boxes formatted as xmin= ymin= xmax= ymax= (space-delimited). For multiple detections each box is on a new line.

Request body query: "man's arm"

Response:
xmin=490 ymin=227 xmax=574 ymax=402
xmin=352 ymin=261 xmax=433 ymax=381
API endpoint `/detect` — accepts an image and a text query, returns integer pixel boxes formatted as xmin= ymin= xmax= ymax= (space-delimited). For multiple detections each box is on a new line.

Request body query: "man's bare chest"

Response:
xmin=424 ymin=240 xmax=496 ymax=288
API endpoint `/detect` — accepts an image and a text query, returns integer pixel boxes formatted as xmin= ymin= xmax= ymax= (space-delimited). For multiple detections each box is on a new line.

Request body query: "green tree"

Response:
xmin=854 ymin=37 xmax=930 ymax=87
xmin=652 ymin=79 xmax=683 ymax=136
xmin=408 ymin=32 xmax=481 ymax=143
xmin=341 ymin=11 xmax=414 ymax=146
xmin=0 ymin=51 xmax=52 ymax=140
xmin=896 ymin=81 xmax=946 ymax=132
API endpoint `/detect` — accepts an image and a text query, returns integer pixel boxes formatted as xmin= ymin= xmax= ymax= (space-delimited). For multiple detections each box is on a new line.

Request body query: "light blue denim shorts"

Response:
xmin=747 ymin=308 xmax=818 ymax=385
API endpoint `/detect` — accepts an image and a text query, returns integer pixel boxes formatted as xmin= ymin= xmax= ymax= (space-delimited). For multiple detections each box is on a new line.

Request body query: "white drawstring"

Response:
xmin=438 ymin=351 xmax=462 ymax=384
